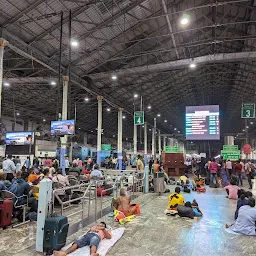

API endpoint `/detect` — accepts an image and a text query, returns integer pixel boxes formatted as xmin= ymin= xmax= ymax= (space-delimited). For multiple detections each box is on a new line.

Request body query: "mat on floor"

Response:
xmin=56 ymin=228 xmax=125 ymax=256
xmin=225 ymin=227 xmax=241 ymax=235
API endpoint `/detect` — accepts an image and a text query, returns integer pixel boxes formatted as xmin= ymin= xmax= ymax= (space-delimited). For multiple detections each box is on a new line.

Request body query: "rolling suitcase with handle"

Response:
xmin=0 ymin=200 xmax=13 ymax=228
xmin=43 ymin=216 xmax=69 ymax=255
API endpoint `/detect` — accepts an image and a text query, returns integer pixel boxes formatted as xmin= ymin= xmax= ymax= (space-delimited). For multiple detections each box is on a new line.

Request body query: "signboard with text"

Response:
xmin=101 ymin=144 xmax=111 ymax=151
xmin=221 ymin=151 xmax=241 ymax=161
xmin=222 ymin=145 xmax=238 ymax=152
xmin=165 ymin=146 xmax=179 ymax=153
xmin=241 ymin=103 xmax=255 ymax=118
xmin=134 ymin=111 xmax=145 ymax=125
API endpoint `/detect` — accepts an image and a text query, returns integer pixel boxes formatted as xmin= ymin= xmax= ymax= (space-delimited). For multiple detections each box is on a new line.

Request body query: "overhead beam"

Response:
xmin=89 ymin=51 xmax=256 ymax=81
xmin=161 ymin=0 xmax=179 ymax=59
xmin=2 ymin=0 xmax=46 ymax=27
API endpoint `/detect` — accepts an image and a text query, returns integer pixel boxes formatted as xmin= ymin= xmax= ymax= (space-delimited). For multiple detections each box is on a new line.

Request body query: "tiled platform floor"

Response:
xmin=1 ymin=185 xmax=255 ymax=256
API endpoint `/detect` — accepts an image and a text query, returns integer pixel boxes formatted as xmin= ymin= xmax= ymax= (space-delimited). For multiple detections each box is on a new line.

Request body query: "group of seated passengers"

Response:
xmin=166 ymin=186 xmax=202 ymax=218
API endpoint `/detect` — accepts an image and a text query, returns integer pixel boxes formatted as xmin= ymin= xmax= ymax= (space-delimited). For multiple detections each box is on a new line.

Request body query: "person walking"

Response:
xmin=245 ymin=160 xmax=253 ymax=189
xmin=234 ymin=160 xmax=243 ymax=186
xmin=226 ymin=159 xmax=232 ymax=177
xmin=209 ymin=158 xmax=218 ymax=187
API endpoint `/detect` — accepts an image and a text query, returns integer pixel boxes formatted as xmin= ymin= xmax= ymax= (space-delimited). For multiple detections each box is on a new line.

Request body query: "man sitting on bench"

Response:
xmin=54 ymin=222 xmax=112 ymax=256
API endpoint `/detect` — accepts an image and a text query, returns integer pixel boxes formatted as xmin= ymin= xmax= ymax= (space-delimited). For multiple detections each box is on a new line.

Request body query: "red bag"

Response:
xmin=97 ymin=187 xmax=107 ymax=197
xmin=197 ymin=187 xmax=206 ymax=193
xmin=0 ymin=200 xmax=13 ymax=228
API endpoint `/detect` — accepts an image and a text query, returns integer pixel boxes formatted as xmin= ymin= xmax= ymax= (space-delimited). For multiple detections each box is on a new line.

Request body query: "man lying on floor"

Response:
xmin=54 ymin=222 xmax=112 ymax=256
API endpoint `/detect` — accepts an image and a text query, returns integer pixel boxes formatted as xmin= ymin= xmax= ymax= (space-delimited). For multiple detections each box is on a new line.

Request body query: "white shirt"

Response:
xmin=226 ymin=161 xmax=232 ymax=169
xmin=65 ymin=159 xmax=70 ymax=168
xmin=91 ymin=169 xmax=103 ymax=178
xmin=3 ymin=158 xmax=16 ymax=173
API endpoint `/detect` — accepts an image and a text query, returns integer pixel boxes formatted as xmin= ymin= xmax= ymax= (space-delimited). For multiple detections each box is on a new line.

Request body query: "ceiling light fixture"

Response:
xmin=190 ymin=63 xmax=196 ymax=68
xmin=43 ymin=119 xmax=46 ymax=122
xmin=122 ymin=116 xmax=126 ymax=119
xmin=164 ymin=119 xmax=167 ymax=123
xmin=71 ymin=39 xmax=79 ymax=47
xmin=134 ymin=93 xmax=138 ymax=98
xmin=107 ymin=108 xmax=111 ymax=112
xmin=85 ymin=97 xmax=89 ymax=101
xmin=16 ymin=112 xmax=20 ymax=116
xmin=111 ymin=74 xmax=117 ymax=80
xmin=181 ymin=14 xmax=190 ymax=25
xmin=3 ymin=82 xmax=10 ymax=87
xmin=250 ymin=122 xmax=253 ymax=125
xmin=246 ymin=126 xmax=249 ymax=129
xmin=147 ymin=105 xmax=151 ymax=109
xmin=174 ymin=128 xmax=177 ymax=131
xmin=157 ymin=114 xmax=161 ymax=117
xmin=50 ymin=81 xmax=56 ymax=86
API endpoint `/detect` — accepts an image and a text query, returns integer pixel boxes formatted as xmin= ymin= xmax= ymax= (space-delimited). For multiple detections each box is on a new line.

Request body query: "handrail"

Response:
xmin=52 ymin=183 xmax=92 ymax=217
xmin=99 ymin=179 xmax=118 ymax=218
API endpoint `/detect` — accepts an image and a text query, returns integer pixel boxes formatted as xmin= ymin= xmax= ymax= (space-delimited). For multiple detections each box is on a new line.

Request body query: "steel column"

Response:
xmin=97 ymin=96 xmax=103 ymax=165
xmin=0 ymin=39 xmax=7 ymax=120
xmin=60 ymin=76 xmax=69 ymax=175
xmin=118 ymin=108 xmax=123 ymax=170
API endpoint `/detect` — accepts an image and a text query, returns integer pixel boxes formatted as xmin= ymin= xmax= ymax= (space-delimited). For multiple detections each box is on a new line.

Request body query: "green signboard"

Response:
xmin=134 ymin=111 xmax=145 ymax=125
xmin=222 ymin=145 xmax=238 ymax=152
xmin=221 ymin=151 xmax=241 ymax=161
xmin=165 ymin=146 xmax=179 ymax=153
xmin=241 ymin=103 xmax=255 ymax=118
xmin=101 ymin=144 xmax=111 ymax=151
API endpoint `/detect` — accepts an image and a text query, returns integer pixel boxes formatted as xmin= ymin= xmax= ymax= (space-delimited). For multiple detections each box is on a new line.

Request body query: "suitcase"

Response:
xmin=0 ymin=200 xmax=13 ymax=228
xmin=43 ymin=216 xmax=69 ymax=254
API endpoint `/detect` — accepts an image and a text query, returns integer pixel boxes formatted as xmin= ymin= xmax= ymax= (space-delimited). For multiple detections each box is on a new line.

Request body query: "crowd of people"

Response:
xmin=206 ymin=158 xmax=254 ymax=189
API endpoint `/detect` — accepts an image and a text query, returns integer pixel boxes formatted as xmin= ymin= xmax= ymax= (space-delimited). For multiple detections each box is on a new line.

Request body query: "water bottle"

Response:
xmin=29 ymin=223 xmax=34 ymax=240
xmin=78 ymin=221 xmax=83 ymax=230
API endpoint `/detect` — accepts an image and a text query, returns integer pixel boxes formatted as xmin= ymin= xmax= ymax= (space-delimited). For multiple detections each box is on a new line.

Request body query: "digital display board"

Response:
xmin=5 ymin=132 xmax=34 ymax=145
xmin=186 ymin=105 xmax=220 ymax=140
xmin=51 ymin=120 xmax=75 ymax=136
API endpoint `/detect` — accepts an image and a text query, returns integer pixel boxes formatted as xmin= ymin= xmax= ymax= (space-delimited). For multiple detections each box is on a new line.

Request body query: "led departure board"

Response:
xmin=186 ymin=105 xmax=220 ymax=140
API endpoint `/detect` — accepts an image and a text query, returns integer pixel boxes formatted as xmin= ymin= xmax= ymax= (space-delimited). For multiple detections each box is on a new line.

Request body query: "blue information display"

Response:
xmin=6 ymin=132 xmax=34 ymax=145
xmin=51 ymin=120 xmax=75 ymax=136
xmin=186 ymin=105 xmax=220 ymax=140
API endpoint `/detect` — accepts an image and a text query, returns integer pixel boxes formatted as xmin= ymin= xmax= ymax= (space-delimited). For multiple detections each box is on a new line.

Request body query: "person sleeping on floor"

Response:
xmin=53 ymin=222 xmax=112 ymax=256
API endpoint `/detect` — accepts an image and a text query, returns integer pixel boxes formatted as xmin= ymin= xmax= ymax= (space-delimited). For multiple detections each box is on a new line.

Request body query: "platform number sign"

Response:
xmin=134 ymin=111 xmax=144 ymax=125
xmin=242 ymin=103 xmax=255 ymax=118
